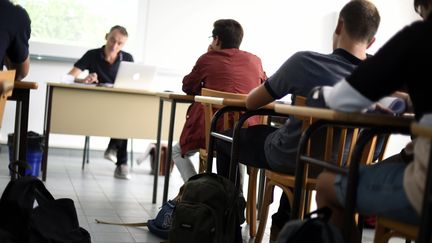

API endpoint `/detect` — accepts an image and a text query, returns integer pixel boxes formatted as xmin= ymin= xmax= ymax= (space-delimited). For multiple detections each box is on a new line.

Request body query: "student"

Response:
xmin=215 ymin=0 xmax=380 ymax=240
xmin=172 ymin=19 xmax=267 ymax=182
xmin=0 ymin=0 xmax=31 ymax=81
xmin=66 ymin=25 xmax=133 ymax=179
xmin=315 ymin=0 xmax=432 ymax=241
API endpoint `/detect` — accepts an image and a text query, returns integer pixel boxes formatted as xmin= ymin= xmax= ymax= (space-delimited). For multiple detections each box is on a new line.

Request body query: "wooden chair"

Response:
xmin=373 ymin=217 xmax=417 ymax=243
xmin=199 ymin=87 xmax=263 ymax=237
xmin=373 ymin=122 xmax=432 ymax=243
xmin=254 ymin=96 xmax=365 ymax=242
xmin=0 ymin=70 xmax=15 ymax=128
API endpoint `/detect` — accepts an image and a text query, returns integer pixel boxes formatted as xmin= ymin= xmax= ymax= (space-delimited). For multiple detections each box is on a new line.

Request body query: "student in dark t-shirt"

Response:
xmin=66 ymin=25 xmax=133 ymax=180
xmin=0 ymin=0 xmax=31 ymax=81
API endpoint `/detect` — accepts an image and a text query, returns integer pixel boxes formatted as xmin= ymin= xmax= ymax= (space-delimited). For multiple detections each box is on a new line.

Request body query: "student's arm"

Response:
xmin=246 ymin=84 xmax=274 ymax=110
xmin=182 ymin=55 xmax=207 ymax=95
xmin=5 ymin=56 xmax=30 ymax=81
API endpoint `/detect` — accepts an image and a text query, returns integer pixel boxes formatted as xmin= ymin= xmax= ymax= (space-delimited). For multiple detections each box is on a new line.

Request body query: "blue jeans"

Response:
xmin=334 ymin=158 xmax=419 ymax=225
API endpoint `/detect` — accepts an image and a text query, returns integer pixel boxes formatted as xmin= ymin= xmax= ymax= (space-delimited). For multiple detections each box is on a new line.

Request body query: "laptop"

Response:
xmin=113 ymin=62 xmax=157 ymax=90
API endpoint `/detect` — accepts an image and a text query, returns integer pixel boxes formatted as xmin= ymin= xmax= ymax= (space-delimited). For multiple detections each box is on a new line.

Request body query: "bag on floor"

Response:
xmin=275 ymin=207 xmax=343 ymax=243
xmin=168 ymin=173 xmax=246 ymax=243
xmin=0 ymin=176 xmax=91 ymax=243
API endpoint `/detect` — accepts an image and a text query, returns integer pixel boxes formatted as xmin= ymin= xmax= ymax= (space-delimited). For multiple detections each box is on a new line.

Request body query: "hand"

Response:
xmin=207 ymin=44 xmax=214 ymax=52
xmin=82 ymin=73 xmax=98 ymax=84
xmin=373 ymin=103 xmax=395 ymax=114
xmin=392 ymin=91 xmax=413 ymax=113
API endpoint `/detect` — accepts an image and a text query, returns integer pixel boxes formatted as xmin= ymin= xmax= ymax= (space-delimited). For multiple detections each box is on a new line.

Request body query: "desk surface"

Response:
xmin=14 ymin=81 xmax=38 ymax=90
xmin=156 ymin=91 xmax=195 ymax=102
xmin=194 ymin=95 xmax=412 ymax=127
xmin=274 ymin=103 xmax=412 ymax=127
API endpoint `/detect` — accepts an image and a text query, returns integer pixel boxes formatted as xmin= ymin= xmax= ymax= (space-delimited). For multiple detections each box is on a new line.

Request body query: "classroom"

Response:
xmin=0 ymin=0 xmax=430 ymax=242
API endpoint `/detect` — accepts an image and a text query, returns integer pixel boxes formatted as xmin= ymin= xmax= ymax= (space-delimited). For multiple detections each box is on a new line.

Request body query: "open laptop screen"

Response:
xmin=113 ymin=62 xmax=157 ymax=90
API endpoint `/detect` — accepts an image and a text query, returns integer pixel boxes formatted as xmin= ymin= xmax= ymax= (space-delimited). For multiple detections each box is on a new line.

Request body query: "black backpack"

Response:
xmin=168 ymin=173 xmax=245 ymax=243
xmin=275 ymin=207 xmax=343 ymax=243
xmin=0 ymin=176 xmax=91 ymax=243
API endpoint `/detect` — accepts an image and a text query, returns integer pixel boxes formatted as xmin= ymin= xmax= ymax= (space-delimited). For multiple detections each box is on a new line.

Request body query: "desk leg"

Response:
xmin=12 ymin=89 xmax=30 ymax=178
xmin=162 ymin=101 xmax=176 ymax=204
xmin=42 ymin=86 xmax=53 ymax=181
xmin=152 ymin=99 xmax=164 ymax=204
xmin=12 ymin=100 xmax=22 ymax=179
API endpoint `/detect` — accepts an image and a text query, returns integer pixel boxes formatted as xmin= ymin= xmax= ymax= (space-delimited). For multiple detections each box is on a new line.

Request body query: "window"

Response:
xmin=12 ymin=0 xmax=147 ymax=61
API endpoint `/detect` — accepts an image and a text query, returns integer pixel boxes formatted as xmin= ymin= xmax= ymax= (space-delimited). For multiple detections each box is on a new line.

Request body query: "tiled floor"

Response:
xmin=0 ymin=145 xmax=406 ymax=243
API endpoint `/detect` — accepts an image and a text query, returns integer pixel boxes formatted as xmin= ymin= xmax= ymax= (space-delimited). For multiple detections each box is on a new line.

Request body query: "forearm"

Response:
xmin=245 ymin=84 xmax=274 ymax=110
xmin=5 ymin=56 xmax=30 ymax=81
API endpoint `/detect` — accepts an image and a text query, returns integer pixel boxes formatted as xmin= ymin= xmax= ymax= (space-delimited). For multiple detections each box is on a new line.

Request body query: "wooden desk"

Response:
xmin=274 ymin=102 xmax=413 ymax=242
xmin=8 ymin=81 xmax=38 ymax=178
xmin=42 ymin=83 xmax=189 ymax=182
xmin=154 ymin=92 xmax=194 ymax=204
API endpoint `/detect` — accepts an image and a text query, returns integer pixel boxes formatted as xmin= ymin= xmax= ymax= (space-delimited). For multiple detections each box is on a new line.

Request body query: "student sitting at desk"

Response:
xmin=65 ymin=25 xmax=133 ymax=179
xmin=172 ymin=19 xmax=267 ymax=182
xmin=0 ymin=0 xmax=31 ymax=81
xmin=315 ymin=0 xmax=432 ymax=241
xmin=215 ymin=0 xmax=380 ymax=240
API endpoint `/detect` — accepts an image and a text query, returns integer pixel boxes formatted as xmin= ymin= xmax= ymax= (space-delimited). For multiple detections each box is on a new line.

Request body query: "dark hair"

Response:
xmin=414 ymin=0 xmax=430 ymax=14
xmin=339 ymin=0 xmax=380 ymax=43
xmin=110 ymin=25 xmax=128 ymax=37
xmin=211 ymin=19 xmax=243 ymax=49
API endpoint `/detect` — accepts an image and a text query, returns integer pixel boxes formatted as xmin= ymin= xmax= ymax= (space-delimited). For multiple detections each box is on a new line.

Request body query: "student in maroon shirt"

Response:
xmin=172 ymin=19 xmax=267 ymax=182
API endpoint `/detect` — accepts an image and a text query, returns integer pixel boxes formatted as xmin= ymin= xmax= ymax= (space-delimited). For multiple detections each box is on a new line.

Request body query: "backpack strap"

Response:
xmin=95 ymin=219 xmax=147 ymax=227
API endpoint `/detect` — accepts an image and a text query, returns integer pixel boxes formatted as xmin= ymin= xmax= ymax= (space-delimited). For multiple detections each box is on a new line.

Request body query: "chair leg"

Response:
xmin=82 ymin=136 xmax=90 ymax=170
xmin=130 ymin=139 xmax=134 ymax=169
xmin=247 ymin=167 xmax=258 ymax=238
xmin=198 ymin=152 xmax=207 ymax=173
xmin=373 ymin=222 xmax=391 ymax=243
xmin=256 ymin=169 xmax=265 ymax=219
xmin=255 ymin=180 xmax=275 ymax=243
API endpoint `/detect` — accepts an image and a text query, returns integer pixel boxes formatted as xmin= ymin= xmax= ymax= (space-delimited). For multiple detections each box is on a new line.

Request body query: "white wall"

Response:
xmin=0 ymin=0 xmax=420 ymax=151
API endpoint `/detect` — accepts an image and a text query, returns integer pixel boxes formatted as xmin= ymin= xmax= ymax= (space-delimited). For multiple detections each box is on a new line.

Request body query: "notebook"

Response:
xmin=113 ymin=62 xmax=157 ymax=90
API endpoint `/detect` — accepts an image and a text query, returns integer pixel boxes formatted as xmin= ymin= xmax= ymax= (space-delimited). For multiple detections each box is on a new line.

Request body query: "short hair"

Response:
xmin=211 ymin=19 xmax=243 ymax=49
xmin=109 ymin=25 xmax=128 ymax=37
xmin=414 ymin=0 xmax=430 ymax=14
xmin=339 ymin=0 xmax=380 ymax=43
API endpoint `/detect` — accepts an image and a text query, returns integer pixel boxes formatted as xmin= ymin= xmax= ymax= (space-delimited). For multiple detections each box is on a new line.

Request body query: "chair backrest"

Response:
xmin=294 ymin=95 xmax=388 ymax=173
xmin=200 ymin=88 xmax=254 ymax=150
xmin=0 ymin=70 xmax=15 ymax=128
xmin=293 ymin=95 xmax=361 ymax=170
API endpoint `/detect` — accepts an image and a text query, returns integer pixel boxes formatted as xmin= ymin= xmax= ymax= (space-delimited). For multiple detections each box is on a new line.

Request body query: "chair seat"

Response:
xmin=374 ymin=217 xmax=418 ymax=243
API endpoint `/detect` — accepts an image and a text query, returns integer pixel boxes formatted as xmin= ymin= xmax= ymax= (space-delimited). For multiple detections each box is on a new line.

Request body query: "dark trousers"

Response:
xmin=215 ymin=125 xmax=291 ymax=229
xmin=107 ymin=138 xmax=128 ymax=166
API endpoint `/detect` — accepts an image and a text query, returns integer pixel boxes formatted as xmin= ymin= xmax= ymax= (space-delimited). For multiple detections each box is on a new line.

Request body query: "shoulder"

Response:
xmin=121 ymin=51 xmax=134 ymax=61
xmin=279 ymin=51 xmax=319 ymax=69
xmin=2 ymin=3 xmax=30 ymax=27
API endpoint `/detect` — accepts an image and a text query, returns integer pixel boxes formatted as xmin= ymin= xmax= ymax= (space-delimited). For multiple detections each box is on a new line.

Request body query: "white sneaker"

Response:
xmin=104 ymin=148 xmax=117 ymax=163
xmin=114 ymin=164 xmax=130 ymax=180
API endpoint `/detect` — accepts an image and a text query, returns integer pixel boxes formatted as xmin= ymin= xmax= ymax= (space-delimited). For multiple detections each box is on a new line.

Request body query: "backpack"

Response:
xmin=168 ymin=173 xmax=246 ymax=243
xmin=275 ymin=207 xmax=343 ymax=243
xmin=0 ymin=176 xmax=91 ymax=243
